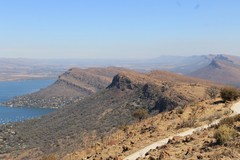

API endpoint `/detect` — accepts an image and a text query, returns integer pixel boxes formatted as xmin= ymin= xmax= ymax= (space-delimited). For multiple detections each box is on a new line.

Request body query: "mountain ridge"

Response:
xmin=0 ymin=69 xmax=216 ymax=158
xmin=189 ymin=54 xmax=240 ymax=86
xmin=2 ymin=67 xmax=129 ymax=108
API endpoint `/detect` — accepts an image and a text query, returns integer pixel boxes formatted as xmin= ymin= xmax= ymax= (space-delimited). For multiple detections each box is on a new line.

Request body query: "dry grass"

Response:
xmin=137 ymin=112 xmax=240 ymax=160
xmin=63 ymin=99 xmax=232 ymax=160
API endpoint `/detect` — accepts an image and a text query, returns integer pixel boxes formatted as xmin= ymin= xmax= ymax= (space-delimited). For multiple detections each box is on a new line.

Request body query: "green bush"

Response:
xmin=214 ymin=125 xmax=237 ymax=145
xmin=220 ymin=87 xmax=240 ymax=102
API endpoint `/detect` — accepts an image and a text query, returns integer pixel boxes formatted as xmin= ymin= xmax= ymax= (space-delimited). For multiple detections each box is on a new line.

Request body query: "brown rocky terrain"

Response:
xmin=137 ymin=111 xmax=240 ymax=160
xmin=3 ymin=67 xmax=128 ymax=108
xmin=0 ymin=69 xmax=224 ymax=159
xmin=63 ymin=98 xmax=232 ymax=160
xmin=190 ymin=55 xmax=240 ymax=86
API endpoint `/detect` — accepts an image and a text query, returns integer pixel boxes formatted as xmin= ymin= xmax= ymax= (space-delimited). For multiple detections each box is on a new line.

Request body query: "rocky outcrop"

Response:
xmin=107 ymin=74 xmax=135 ymax=90
xmin=209 ymin=60 xmax=221 ymax=69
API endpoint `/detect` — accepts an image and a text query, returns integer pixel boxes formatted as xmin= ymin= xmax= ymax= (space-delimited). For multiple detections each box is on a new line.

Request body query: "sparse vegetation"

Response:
xmin=176 ymin=106 xmax=200 ymax=129
xmin=214 ymin=125 xmax=237 ymax=145
xmin=176 ymin=118 xmax=196 ymax=129
xmin=220 ymin=87 xmax=240 ymax=102
xmin=219 ymin=114 xmax=240 ymax=127
xmin=42 ymin=154 xmax=57 ymax=160
xmin=206 ymin=86 xmax=219 ymax=99
xmin=199 ymin=112 xmax=222 ymax=125
xmin=219 ymin=117 xmax=235 ymax=127
xmin=132 ymin=108 xmax=148 ymax=121
xmin=175 ymin=107 xmax=184 ymax=114
xmin=118 ymin=125 xmax=129 ymax=134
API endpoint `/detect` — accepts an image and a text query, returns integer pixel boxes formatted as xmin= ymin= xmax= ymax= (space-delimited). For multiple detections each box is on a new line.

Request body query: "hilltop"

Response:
xmin=0 ymin=69 xmax=221 ymax=159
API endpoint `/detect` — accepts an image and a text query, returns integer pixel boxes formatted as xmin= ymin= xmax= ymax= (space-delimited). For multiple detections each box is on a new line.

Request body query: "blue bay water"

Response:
xmin=0 ymin=79 xmax=56 ymax=124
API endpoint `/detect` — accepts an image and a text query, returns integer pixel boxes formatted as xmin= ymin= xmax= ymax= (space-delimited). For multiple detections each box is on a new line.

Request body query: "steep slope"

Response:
xmin=0 ymin=70 xmax=215 ymax=159
xmin=190 ymin=55 xmax=240 ymax=86
xmin=3 ymin=67 xmax=128 ymax=108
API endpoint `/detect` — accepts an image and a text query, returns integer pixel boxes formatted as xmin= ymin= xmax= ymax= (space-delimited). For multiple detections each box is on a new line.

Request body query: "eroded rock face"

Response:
xmin=153 ymin=97 xmax=179 ymax=112
xmin=142 ymin=83 xmax=158 ymax=98
xmin=209 ymin=60 xmax=221 ymax=69
xmin=107 ymin=74 xmax=134 ymax=90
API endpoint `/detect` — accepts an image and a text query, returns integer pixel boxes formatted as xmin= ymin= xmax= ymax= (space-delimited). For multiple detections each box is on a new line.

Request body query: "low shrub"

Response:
xmin=176 ymin=118 xmax=196 ymax=129
xmin=42 ymin=154 xmax=57 ymax=160
xmin=220 ymin=87 xmax=240 ymax=102
xmin=214 ymin=125 xmax=237 ymax=145
xmin=206 ymin=86 xmax=219 ymax=99
xmin=219 ymin=117 xmax=235 ymax=127
xmin=132 ymin=108 xmax=148 ymax=121
xmin=175 ymin=107 xmax=184 ymax=114
xmin=219 ymin=114 xmax=240 ymax=127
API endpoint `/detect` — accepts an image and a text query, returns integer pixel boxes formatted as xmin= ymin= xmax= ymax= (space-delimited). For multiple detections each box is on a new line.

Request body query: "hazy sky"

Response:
xmin=0 ymin=0 xmax=240 ymax=59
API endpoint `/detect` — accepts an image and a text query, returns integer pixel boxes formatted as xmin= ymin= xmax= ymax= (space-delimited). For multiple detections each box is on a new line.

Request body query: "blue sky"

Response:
xmin=0 ymin=0 xmax=240 ymax=59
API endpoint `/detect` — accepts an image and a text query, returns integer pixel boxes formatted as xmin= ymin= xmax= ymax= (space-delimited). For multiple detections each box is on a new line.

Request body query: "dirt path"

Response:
xmin=124 ymin=100 xmax=240 ymax=160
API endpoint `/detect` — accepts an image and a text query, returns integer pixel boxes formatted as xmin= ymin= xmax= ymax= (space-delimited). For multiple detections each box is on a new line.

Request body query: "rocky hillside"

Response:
xmin=64 ymin=98 xmax=232 ymax=160
xmin=3 ymin=67 xmax=128 ymax=108
xmin=0 ymin=70 xmax=217 ymax=159
xmin=138 ymin=114 xmax=240 ymax=160
xmin=190 ymin=55 xmax=240 ymax=86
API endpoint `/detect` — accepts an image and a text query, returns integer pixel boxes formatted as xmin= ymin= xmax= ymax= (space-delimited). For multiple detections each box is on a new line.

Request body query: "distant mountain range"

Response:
xmin=3 ymin=54 xmax=240 ymax=108
xmin=189 ymin=54 xmax=240 ymax=86
xmin=0 ymin=55 xmax=240 ymax=80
